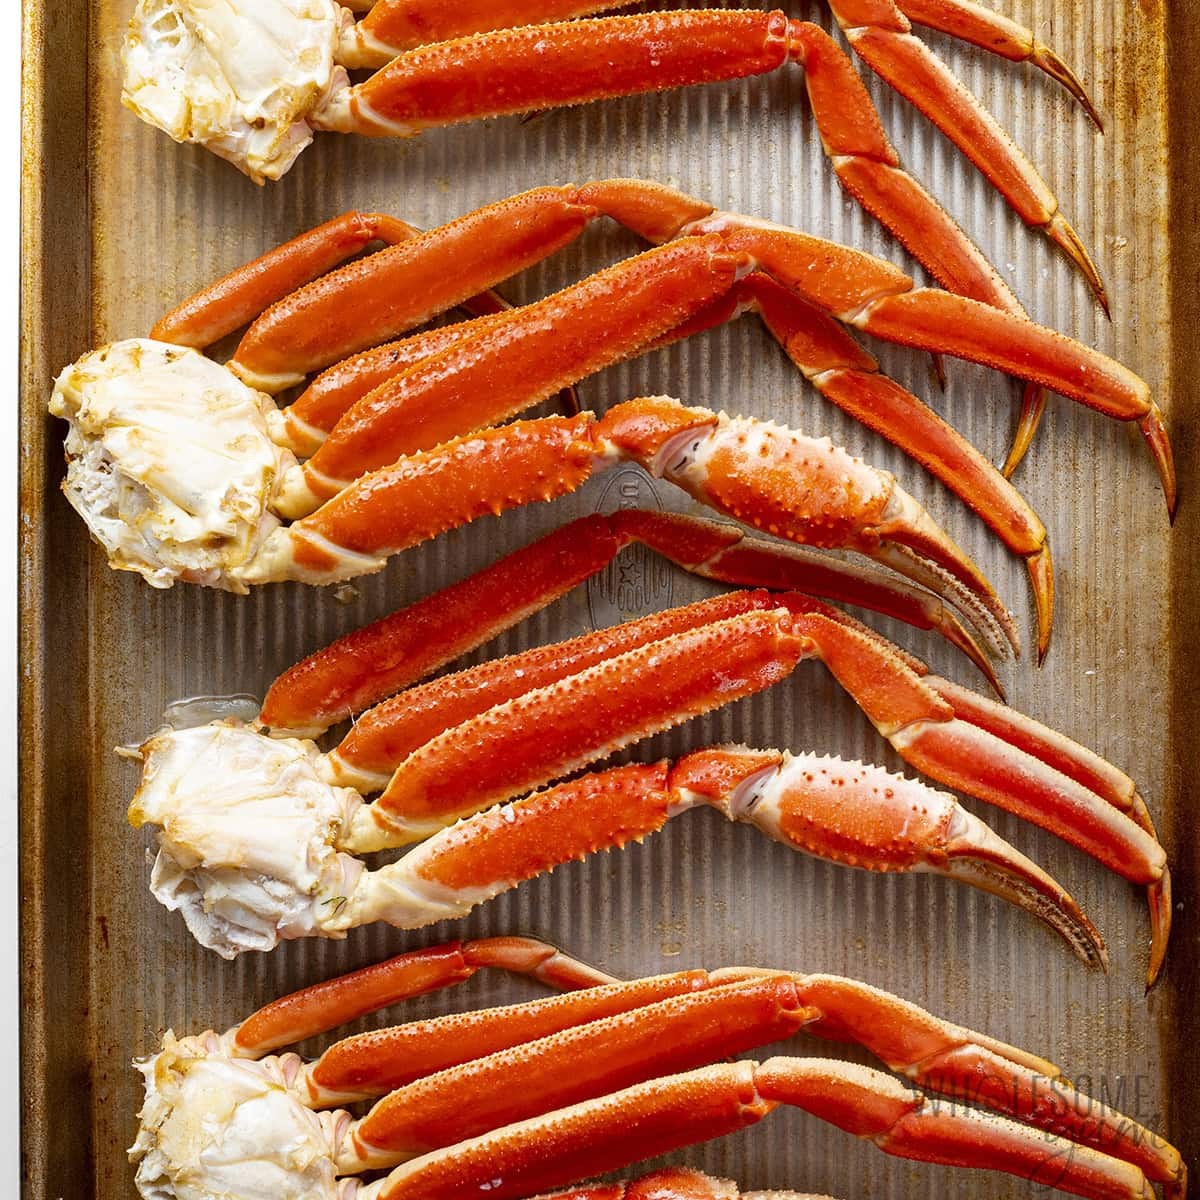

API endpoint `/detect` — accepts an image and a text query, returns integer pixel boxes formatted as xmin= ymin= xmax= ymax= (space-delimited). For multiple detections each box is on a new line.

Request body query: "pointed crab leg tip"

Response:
xmin=931 ymin=352 xmax=947 ymax=392
xmin=944 ymin=811 xmax=1108 ymax=970
xmin=1139 ymin=405 xmax=1177 ymax=518
xmin=1046 ymin=212 xmax=1110 ymax=313
xmin=1004 ymin=384 xmax=1049 ymax=480
xmin=1032 ymin=46 xmax=1105 ymax=132
xmin=1026 ymin=545 xmax=1054 ymax=665
xmin=949 ymin=851 xmax=1109 ymax=970
xmin=944 ymin=621 xmax=1006 ymax=701
xmin=1146 ymin=868 xmax=1173 ymax=991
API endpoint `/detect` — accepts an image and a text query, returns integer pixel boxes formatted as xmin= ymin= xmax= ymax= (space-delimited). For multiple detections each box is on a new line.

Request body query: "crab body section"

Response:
xmin=50 ymin=340 xmax=294 ymax=590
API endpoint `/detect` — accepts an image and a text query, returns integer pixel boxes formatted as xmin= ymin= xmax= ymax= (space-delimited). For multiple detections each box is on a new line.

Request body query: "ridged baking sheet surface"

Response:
xmin=20 ymin=1 xmax=1189 ymax=1196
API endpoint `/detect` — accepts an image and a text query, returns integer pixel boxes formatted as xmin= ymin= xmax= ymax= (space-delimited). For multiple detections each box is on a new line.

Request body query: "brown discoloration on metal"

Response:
xmin=18 ymin=0 xmax=1197 ymax=1196
xmin=1165 ymin=0 xmax=1200 ymax=1164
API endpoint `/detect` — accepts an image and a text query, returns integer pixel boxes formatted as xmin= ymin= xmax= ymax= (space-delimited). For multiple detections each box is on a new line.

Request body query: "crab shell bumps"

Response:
xmin=122 ymin=0 xmax=348 ymax=183
xmin=49 ymin=340 xmax=295 ymax=591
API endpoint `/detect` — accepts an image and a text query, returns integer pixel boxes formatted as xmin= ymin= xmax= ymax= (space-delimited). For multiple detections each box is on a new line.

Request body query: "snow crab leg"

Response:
xmin=129 ymin=939 xmax=1186 ymax=1200
xmin=122 ymin=0 xmax=1108 ymax=321
xmin=158 ymin=180 xmax=1147 ymax=489
xmin=126 ymin=511 xmax=1169 ymax=978
xmin=52 ymin=187 xmax=1173 ymax=655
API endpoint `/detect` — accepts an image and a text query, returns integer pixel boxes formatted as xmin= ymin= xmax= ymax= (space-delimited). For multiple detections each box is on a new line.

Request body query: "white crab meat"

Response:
xmin=50 ymin=339 xmax=295 ymax=592
xmin=131 ymin=723 xmax=366 ymax=958
xmin=130 ymin=721 xmax=533 ymax=955
xmin=131 ymin=1031 xmax=344 ymax=1200
xmin=122 ymin=0 xmax=347 ymax=183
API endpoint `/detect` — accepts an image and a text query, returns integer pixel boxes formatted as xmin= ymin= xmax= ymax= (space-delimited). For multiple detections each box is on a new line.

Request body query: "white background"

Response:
xmin=5 ymin=17 xmax=23 ymax=1193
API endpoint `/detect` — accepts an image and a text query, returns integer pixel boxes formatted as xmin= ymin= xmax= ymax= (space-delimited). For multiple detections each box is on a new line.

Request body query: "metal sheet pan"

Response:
xmin=19 ymin=1 xmax=1200 ymax=1194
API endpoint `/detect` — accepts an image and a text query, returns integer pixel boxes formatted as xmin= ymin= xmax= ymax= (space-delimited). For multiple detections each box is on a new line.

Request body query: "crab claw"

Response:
xmin=596 ymin=397 xmax=1017 ymax=656
xmin=671 ymin=747 xmax=1106 ymax=968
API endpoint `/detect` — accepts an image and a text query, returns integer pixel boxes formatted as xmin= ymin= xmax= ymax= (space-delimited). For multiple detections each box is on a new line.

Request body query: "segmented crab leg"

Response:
xmin=316 ymin=10 xmax=1102 ymax=303
xmin=894 ymin=0 xmax=1102 ymax=129
xmin=151 ymin=211 xmax=510 ymax=353
xmin=345 ymin=596 xmax=1165 ymax=900
xmin=276 ymin=254 xmax=1056 ymax=647
xmin=258 ymin=509 xmax=997 ymax=738
xmin=334 ymin=748 xmax=1102 ymax=963
xmin=823 ymin=0 xmax=1106 ymax=307
xmin=275 ymin=211 xmax=1170 ymax=520
xmin=268 ymin=247 xmax=1050 ymax=645
xmin=658 ymin=271 xmax=1055 ymax=654
xmin=337 ymin=978 xmax=816 ymax=1168
xmin=320 ymin=592 xmax=917 ymax=790
xmin=213 ymin=940 xmax=1184 ymax=1188
xmin=577 ymin=179 xmax=1050 ymax=481
xmin=803 ymin=610 xmax=1172 ymax=983
xmin=153 ymin=181 xmax=1157 ymax=491
xmin=365 ymin=1058 xmax=1156 ymax=1200
xmin=273 ymin=238 xmax=744 ymax=511
xmin=248 ymin=398 xmax=1013 ymax=655
xmin=234 ymin=936 xmax=614 ymax=1055
xmin=360 ymin=970 xmax=1180 ymax=1188
xmin=303 ymin=581 xmax=1164 ymax=970
xmin=642 ymin=204 xmax=1170 ymax=510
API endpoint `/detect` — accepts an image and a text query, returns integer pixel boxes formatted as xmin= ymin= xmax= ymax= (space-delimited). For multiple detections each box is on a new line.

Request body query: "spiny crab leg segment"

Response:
xmin=274 ymin=238 xmax=746 ymax=508
xmin=317 ymin=9 xmax=1104 ymax=307
xmin=657 ymin=271 xmax=1055 ymax=655
xmin=258 ymin=508 xmax=1000 ymax=739
xmin=221 ymin=188 xmax=605 ymax=392
xmin=253 ymin=398 xmax=1014 ymax=659
xmin=321 ymin=591 xmax=913 ymax=791
xmin=136 ymin=941 xmax=1183 ymax=1195
xmin=345 ymin=747 xmax=1106 ymax=965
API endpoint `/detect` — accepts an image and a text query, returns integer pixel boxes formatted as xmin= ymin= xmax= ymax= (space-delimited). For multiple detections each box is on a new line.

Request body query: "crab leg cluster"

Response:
xmin=121 ymin=0 xmax=1107 ymax=310
xmin=127 ymin=509 xmax=1169 ymax=980
xmin=51 ymin=182 xmax=1173 ymax=658
xmin=130 ymin=937 xmax=1186 ymax=1200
